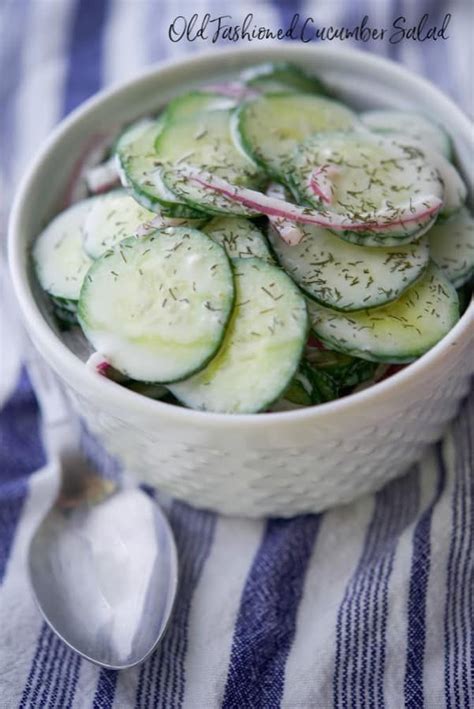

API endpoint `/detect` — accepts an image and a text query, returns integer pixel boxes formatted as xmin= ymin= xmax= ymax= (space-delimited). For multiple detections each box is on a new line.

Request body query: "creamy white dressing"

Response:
xmin=361 ymin=110 xmax=451 ymax=158
xmin=430 ymin=208 xmax=474 ymax=287
xmin=83 ymin=189 xmax=155 ymax=258
xmin=33 ymin=199 xmax=94 ymax=300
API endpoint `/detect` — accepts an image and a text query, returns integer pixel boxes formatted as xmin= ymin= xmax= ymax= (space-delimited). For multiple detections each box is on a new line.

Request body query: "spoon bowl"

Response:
xmin=25 ymin=354 xmax=178 ymax=669
xmin=29 ymin=475 xmax=178 ymax=669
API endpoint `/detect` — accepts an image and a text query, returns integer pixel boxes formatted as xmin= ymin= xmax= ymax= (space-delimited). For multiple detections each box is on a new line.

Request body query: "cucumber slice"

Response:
xmin=370 ymin=132 xmax=467 ymax=218
xmin=304 ymin=365 xmax=340 ymax=401
xmin=284 ymin=360 xmax=339 ymax=406
xmin=157 ymin=109 xmax=264 ymax=216
xmin=242 ymin=62 xmax=330 ymax=96
xmin=305 ymin=348 xmax=378 ymax=390
xmin=78 ymin=228 xmax=235 ymax=383
xmin=429 ymin=208 xmax=474 ymax=288
xmin=33 ymin=199 xmax=93 ymax=301
xmin=163 ymin=91 xmax=237 ymax=122
xmin=308 ymin=264 xmax=459 ymax=363
xmin=289 ymin=132 xmax=443 ymax=245
xmin=237 ymin=93 xmax=356 ymax=177
xmin=281 ymin=378 xmax=313 ymax=407
xmin=170 ymin=258 xmax=308 ymax=413
xmin=438 ymin=163 xmax=467 ymax=218
xmin=115 ymin=118 xmax=204 ymax=217
xmin=268 ymin=223 xmax=430 ymax=310
xmin=413 ymin=142 xmax=467 ymax=218
xmin=361 ymin=110 xmax=452 ymax=159
xmin=83 ymin=189 xmax=155 ymax=258
xmin=203 ymin=216 xmax=273 ymax=262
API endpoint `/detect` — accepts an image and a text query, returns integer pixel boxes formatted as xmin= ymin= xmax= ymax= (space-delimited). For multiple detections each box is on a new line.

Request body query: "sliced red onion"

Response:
xmin=85 ymin=157 xmax=120 ymax=194
xmin=86 ymin=352 xmax=113 ymax=377
xmin=176 ymin=166 xmax=443 ymax=233
xmin=308 ymin=165 xmax=338 ymax=204
xmin=266 ymin=183 xmax=305 ymax=245
xmin=306 ymin=334 xmax=327 ymax=350
xmin=86 ymin=353 xmax=127 ymax=382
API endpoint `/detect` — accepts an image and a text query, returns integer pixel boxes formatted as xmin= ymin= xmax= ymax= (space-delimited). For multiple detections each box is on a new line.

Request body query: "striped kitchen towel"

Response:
xmin=0 ymin=1 xmax=472 ymax=707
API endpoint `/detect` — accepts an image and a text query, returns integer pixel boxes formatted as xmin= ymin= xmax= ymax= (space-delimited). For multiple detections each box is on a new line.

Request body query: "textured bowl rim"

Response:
xmin=8 ymin=43 xmax=474 ymax=430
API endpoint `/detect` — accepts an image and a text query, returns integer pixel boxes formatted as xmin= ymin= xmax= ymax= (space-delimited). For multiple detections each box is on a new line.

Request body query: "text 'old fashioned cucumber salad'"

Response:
xmin=33 ymin=62 xmax=473 ymax=413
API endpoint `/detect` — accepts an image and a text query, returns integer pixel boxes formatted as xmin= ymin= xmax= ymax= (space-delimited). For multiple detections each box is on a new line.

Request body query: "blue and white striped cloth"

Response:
xmin=0 ymin=1 xmax=472 ymax=707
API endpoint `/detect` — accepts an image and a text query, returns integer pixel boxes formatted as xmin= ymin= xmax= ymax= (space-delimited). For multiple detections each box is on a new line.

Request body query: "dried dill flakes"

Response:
xmin=308 ymin=265 xmax=458 ymax=363
xmin=168 ymin=257 xmax=307 ymax=413
xmin=288 ymin=131 xmax=442 ymax=245
xmin=204 ymin=301 xmax=222 ymax=312
xmin=268 ymin=221 xmax=429 ymax=311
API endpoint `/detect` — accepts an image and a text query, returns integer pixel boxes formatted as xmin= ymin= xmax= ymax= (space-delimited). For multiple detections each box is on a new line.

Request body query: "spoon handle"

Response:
xmin=26 ymin=354 xmax=78 ymax=451
xmin=27 ymin=352 xmax=118 ymax=505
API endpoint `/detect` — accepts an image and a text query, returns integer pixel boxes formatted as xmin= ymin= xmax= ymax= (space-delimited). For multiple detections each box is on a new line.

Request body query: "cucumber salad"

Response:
xmin=33 ymin=62 xmax=473 ymax=413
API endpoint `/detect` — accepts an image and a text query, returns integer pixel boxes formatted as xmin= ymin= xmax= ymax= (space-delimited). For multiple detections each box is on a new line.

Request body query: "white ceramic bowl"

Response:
xmin=9 ymin=46 xmax=474 ymax=517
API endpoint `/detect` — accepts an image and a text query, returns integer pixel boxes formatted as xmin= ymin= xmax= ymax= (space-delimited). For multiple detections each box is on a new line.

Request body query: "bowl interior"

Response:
xmin=9 ymin=45 xmax=474 ymax=427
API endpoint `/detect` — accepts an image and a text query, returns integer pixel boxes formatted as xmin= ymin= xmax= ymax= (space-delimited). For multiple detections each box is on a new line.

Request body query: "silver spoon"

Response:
xmin=26 ymin=353 xmax=178 ymax=670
